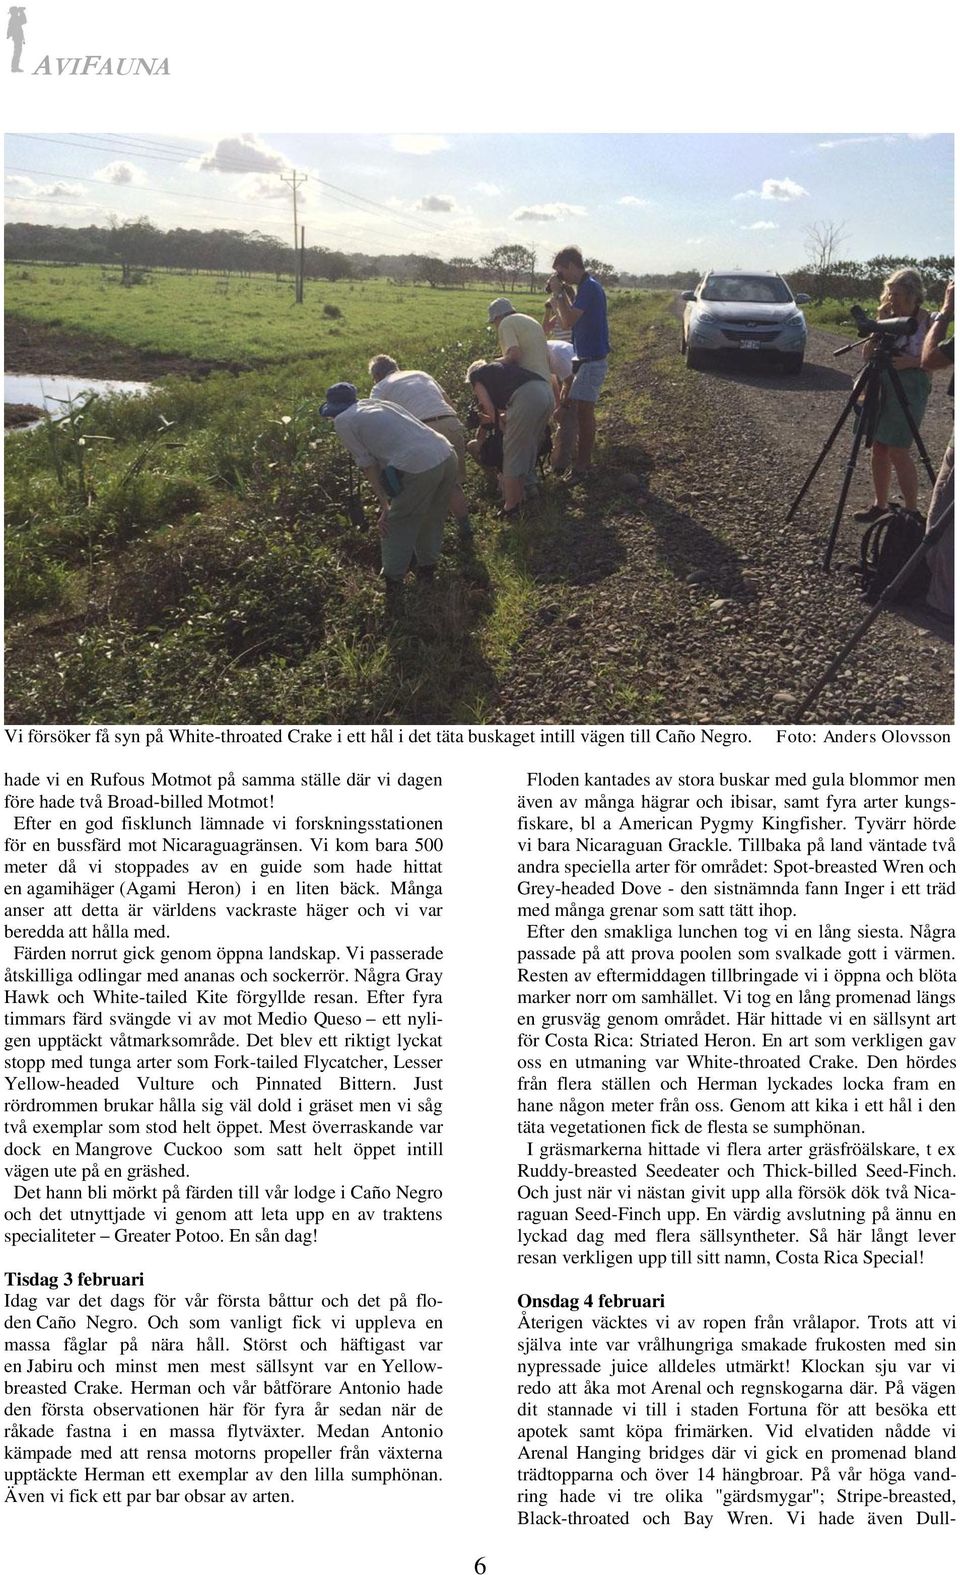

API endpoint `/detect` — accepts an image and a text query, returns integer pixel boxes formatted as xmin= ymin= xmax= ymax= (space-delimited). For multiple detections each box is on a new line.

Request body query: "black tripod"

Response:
xmin=785 ymin=331 xmax=937 ymax=570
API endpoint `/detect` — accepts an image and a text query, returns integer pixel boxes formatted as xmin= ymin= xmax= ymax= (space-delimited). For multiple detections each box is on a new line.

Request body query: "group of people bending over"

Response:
xmin=319 ymin=246 xmax=610 ymax=597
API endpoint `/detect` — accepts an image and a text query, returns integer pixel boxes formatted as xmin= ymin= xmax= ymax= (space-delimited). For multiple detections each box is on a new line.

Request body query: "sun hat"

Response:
xmin=487 ymin=297 xmax=515 ymax=323
xmin=320 ymin=381 xmax=359 ymax=417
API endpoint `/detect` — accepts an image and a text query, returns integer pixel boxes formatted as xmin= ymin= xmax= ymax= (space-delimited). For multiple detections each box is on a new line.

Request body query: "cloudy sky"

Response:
xmin=4 ymin=131 xmax=954 ymax=272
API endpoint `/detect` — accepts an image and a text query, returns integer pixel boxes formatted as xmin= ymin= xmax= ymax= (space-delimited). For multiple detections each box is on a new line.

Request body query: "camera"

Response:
xmin=850 ymin=303 xmax=917 ymax=339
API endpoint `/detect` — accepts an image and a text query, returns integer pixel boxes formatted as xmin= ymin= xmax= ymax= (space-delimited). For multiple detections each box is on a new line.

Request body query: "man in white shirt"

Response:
xmin=320 ymin=382 xmax=458 ymax=593
xmin=546 ymin=339 xmax=577 ymax=474
xmin=546 ymin=338 xmax=576 ymax=385
xmin=368 ymin=354 xmax=471 ymax=536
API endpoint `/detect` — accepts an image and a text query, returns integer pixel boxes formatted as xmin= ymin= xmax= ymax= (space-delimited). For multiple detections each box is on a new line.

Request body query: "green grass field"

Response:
xmin=4 ymin=263 xmax=660 ymax=724
xmin=5 ymin=265 xmax=548 ymax=364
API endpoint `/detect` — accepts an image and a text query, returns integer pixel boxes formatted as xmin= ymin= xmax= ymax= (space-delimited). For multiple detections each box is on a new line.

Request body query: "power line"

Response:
xmin=10 ymin=132 xmax=453 ymax=239
xmin=4 ymin=165 xmax=465 ymax=253
xmin=8 ymin=132 xmax=488 ymax=257
xmin=85 ymin=133 xmax=460 ymax=234
xmin=6 ymin=164 xmax=305 ymax=220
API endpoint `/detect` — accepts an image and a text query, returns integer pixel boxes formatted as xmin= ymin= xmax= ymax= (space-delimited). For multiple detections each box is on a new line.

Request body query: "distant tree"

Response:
xmin=507 ymin=245 xmax=535 ymax=290
xmin=481 ymin=246 xmax=507 ymax=290
xmin=310 ymin=247 xmax=354 ymax=282
xmin=481 ymin=244 xmax=533 ymax=291
xmin=833 ymin=260 xmax=869 ymax=304
xmin=919 ymin=255 xmax=954 ymax=302
xmin=585 ymin=257 xmax=620 ymax=288
xmin=247 ymin=229 xmax=288 ymax=278
xmin=410 ymin=255 xmax=452 ymax=287
xmin=804 ymin=221 xmax=850 ymax=304
xmin=448 ymin=256 xmax=477 ymax=287
xmin=629 ymin=270 xmax=699 ymax=291
xmin=109 ymin=216 xmax=160 ymax=284
xmin=388 ymin=254 xmax=419 ymax=284
xmin=480 ymin=250 xmax=503 ymax=289
xmin=788 ymin=258 xmax=868 ymax=306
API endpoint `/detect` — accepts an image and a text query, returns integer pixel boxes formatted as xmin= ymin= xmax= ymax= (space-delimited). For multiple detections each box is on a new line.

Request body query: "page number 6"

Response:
xmin=474 ymin=1560 xmax=486 ymax=1574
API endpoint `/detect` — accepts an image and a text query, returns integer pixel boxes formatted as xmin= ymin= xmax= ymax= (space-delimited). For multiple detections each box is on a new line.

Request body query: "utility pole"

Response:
xmin=281 ymin=170 xmax=308 ymax=303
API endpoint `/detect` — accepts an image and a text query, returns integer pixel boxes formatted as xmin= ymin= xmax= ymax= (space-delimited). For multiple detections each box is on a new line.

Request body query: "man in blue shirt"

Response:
xmin=547 ymin=246 xmax=610 ymax=476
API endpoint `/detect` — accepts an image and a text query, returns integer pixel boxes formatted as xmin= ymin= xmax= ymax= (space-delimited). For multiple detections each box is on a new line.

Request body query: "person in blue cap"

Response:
xmin=320 ymin=382 xmax=459 ymax=601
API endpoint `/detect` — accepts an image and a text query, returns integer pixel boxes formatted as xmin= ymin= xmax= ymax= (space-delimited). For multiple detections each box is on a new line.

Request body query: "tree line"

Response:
xmin=788 ymin=256 xmax=953 ymax=305
xmin=4 ymin=221 xmax=621 ymax=291
xmin=5 ymin=220 xmax=951 ymax=304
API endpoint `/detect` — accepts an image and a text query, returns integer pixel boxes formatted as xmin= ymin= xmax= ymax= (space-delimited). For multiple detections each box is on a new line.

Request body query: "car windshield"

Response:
xmin=700 ymin=276 xmax=793 ymax=304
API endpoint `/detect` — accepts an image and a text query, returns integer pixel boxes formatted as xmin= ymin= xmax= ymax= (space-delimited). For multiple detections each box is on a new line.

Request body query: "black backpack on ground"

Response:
xmin=858 ymin=506 xmax=931 ymax=604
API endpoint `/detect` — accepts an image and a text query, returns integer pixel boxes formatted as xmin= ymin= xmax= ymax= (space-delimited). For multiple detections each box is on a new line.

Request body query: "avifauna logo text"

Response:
xmin=31 ymin=55 xmax=170 ymax=76
xmin=7 ymin=6 xmax=171 ymax=76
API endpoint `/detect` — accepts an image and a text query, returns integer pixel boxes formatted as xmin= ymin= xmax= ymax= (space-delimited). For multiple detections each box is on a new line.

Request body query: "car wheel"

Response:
xmin=685 ymin=343 xmax=706 ymax=371
xmin=783 ymin=353 xmax=804 ymax=376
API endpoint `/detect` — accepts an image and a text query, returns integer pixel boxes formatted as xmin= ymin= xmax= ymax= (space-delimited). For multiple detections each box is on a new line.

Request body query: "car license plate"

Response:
xmin=739 ymin=339 xmax=761 ymax=350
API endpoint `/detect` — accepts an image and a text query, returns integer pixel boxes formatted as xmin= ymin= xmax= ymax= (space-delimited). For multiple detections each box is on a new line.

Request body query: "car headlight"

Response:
xmin=694 ymin=310 xmax=721 ymax=325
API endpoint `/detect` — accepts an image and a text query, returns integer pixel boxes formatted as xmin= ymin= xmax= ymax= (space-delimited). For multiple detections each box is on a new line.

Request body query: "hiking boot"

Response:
xmin=853 ymin=502 xmax=887 ymax=523
xmin=382 ymin=576 xmax=405 ymax=615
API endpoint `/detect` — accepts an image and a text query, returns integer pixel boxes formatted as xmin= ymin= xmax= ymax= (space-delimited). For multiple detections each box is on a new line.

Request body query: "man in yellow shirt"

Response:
xmin=487 ymin=298 xmax=552 ymax=495
xmin=488 ymin=297 xmax=552 ymax=385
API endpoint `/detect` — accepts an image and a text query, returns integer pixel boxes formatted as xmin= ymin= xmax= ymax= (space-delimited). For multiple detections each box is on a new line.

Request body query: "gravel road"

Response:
xmin=493 ymin=307 xmax=953 ymax=725
xmin=699 ymin=322 xmax=953 ymax=535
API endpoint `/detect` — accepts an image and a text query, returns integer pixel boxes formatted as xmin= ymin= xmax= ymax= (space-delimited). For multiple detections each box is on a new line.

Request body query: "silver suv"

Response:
xmin=680 ymin=270 xmax=810 ymax=374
